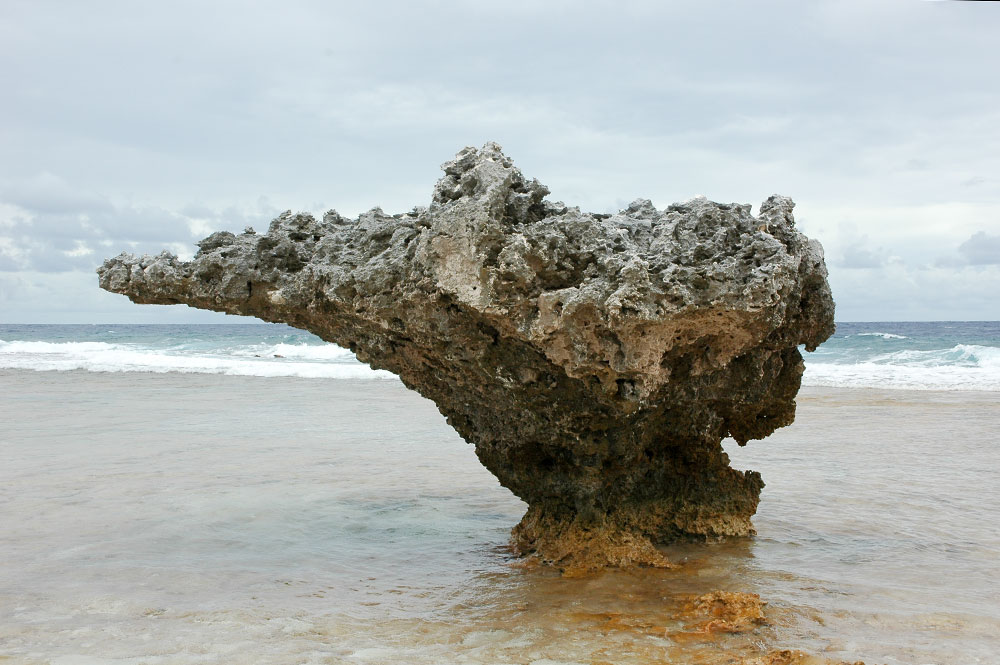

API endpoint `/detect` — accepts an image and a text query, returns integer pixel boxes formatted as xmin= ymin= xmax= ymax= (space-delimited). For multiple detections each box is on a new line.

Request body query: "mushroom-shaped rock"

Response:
xmin=98 ymin=143 xmax=834 ymax=570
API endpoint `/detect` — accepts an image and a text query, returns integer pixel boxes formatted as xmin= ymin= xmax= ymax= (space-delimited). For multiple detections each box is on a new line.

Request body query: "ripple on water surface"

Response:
xmin=0 ymin=372 xmax=998 ymax=664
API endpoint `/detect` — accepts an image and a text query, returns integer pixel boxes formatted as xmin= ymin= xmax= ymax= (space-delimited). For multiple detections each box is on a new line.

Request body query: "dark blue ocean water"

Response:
xmin=1 ymin=321 xmax=998 ymax=390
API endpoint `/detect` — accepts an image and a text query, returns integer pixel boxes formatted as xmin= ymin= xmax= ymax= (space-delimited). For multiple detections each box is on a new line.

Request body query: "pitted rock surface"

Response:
xmin=98 ymin=143 xmax=834 ymax=569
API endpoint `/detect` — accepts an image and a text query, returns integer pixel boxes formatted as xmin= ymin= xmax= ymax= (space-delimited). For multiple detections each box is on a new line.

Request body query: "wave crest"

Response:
xmin=0 ymin=339 xmax=395 ymax=380
xmin=856 ymin=332 xmax=908 ymax=339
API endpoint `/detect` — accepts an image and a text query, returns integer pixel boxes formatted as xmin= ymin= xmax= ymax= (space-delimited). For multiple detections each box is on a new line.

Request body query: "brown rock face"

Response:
xmin=97 ymin=143 xmax=835 ymax=569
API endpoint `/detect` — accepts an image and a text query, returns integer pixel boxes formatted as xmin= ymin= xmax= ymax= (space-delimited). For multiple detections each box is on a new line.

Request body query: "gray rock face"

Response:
xmin=98 ymin=143 xmax=834 ymax=570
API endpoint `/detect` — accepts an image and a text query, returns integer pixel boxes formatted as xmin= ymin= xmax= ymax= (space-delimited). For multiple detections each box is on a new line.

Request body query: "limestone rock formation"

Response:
xmin=98 ymin=143 xmax=834 ymax=569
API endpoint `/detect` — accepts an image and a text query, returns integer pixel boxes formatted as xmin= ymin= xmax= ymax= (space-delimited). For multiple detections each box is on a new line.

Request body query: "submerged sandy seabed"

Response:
xmin=0 ymin=370 xmax=998 ymax=665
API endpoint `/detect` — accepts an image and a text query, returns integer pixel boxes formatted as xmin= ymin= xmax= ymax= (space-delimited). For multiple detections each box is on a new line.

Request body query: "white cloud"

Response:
xmin=830 ymin=262 xmax=1000 ymax=321
xmin=0 ymin=172 xmax=113 ymax=215
xmin=62 ymin=241 xmax=93 ymax=258
xmin=797 ymin=203 xmax=1000 ymax=268
xmin=0 ymin=175 xmax=282 ymax=273
xmin=838 ymin=239 xmax=887 ymax=270
xmin=0 ymin=236 xmax=30 ymax=271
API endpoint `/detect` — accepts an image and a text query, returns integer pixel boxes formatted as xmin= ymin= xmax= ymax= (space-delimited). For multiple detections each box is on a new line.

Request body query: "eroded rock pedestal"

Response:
xmin=98 ymin=143 xmax=834 ymax=569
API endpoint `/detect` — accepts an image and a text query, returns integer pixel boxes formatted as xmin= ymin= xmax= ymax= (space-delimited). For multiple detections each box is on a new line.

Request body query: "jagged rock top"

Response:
xmin=99 ymin=142 xmax=834 ymax=403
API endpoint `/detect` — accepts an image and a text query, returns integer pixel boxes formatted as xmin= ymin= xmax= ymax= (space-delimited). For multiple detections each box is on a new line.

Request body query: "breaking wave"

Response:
xmin=802 ymin=344 xmax=1000 ymax=391
xmin=856 ymin=332 xmax=908 ymax=340
xmin=2 ymin=323 xmax=997 ymax=390
xmin=0 ymin=339 xmax=395 ymax=380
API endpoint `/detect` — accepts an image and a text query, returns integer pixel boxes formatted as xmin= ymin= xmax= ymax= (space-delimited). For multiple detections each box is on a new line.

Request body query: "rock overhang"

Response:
xmin=99 ymin=142 xmax=835 ymax=569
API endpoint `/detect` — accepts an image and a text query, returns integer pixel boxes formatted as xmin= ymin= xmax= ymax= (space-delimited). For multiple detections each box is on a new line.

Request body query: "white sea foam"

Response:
xmin=803 ymin=362 xmax=1000 ymax=391
xmin=856 ymin=332 xmax=908 ymax=339
xmin=955 ymin=343 xmax=1000 ymax=368
xmin=0 ymin=340 xmax=126 ymax=354
xmin=230 ymin=342 xmax=359 ymax=362
xmin=0 ymin=340 xmax=395 ymax=380
xmin=868 ymin=344 xmax=1000 ymax=368
xmin=3 ymin=338 xmax=998 ymax=390
xmin=803 ymin=344 xmax=1000 ymax=391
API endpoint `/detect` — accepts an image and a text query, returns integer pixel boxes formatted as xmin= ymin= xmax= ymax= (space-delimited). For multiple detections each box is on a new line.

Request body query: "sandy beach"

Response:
xmin=1 ymin=369 xmax=997 ymax=664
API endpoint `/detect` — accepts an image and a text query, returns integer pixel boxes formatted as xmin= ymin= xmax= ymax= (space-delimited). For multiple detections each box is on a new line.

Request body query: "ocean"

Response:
xmin=1 ymin=322 xmax=999 ymax=664
xmin=1 ymin=321 xmax=998 ymax=391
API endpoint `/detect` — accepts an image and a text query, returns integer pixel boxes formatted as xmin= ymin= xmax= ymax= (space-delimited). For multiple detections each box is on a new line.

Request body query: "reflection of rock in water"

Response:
xmin=97 ymin=143 xmax=834 ymax=569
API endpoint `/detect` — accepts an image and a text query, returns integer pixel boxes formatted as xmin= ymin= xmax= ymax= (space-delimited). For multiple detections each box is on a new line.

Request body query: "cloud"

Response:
xmin=838 ymin=238 xmax=887 ymax=269
xmin=829 ymin=262 xmax=1000 ymax=322
xmin=0 ymin=173 xmax=114 ymax=215
xmin=957 ymin=231 xmax=1000 ymax=266
xmin=0 ymin=270 xmax=258 ymax=323
xmin=793 ymin=204 xmax=1000 ymax=319
xmin=0 ymin=174 xmax=281 ymax=273
xmin=1 ymin=0 xmax=999 ymax=321
xmin=0 ymin=236 xmax=29 ymax=271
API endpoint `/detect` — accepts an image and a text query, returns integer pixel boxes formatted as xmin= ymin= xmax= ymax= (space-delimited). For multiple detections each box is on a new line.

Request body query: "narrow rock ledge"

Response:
xmin=98 ymin=143 xmax=834 ymax=570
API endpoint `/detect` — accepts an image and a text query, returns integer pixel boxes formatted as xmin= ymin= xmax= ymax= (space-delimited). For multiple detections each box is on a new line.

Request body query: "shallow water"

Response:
xmin=1 ymin=371 xmax=998 ymax=664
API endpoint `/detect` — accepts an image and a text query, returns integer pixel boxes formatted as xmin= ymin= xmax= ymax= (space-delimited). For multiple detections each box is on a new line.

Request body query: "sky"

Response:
xmin=1 ymin=0 xmax=998 ymax=323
